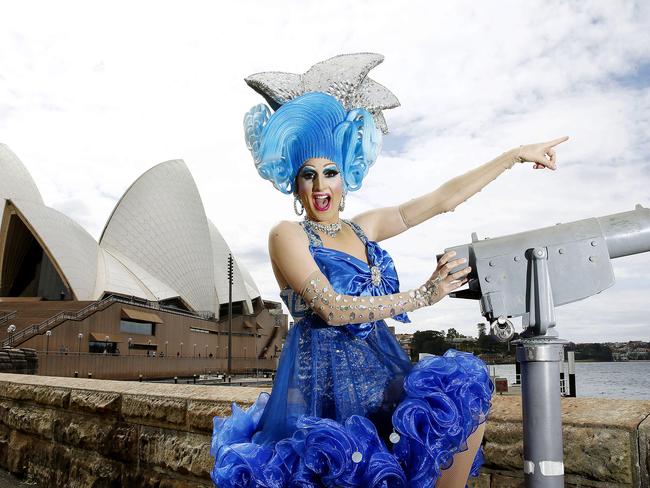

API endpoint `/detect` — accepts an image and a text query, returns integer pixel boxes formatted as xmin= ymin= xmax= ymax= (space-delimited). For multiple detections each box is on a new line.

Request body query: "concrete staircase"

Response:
xmin=0 ymin=300 xmax=93 ymax=333
xmin=0 ymin=299 xmax=95 ymax=346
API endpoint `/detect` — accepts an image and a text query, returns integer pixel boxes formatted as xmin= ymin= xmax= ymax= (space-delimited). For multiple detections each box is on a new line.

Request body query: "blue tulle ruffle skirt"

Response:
xmin=211 ymin=348 xmax=493 ymax=487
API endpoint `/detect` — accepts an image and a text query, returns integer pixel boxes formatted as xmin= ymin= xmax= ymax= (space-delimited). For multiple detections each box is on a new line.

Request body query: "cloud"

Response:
xmin=1 ymin=0 xmax=649 ymax=342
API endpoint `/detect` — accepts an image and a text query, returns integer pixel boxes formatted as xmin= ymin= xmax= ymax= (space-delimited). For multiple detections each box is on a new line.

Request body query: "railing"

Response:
xmin=2 ymin=294 xmax=217 ymax=348
xmin=101 ymin=294 xmax=216 ymax=321
xmin=0 ymin=311 xmax=17 ymax=326
xmin=37 ymin=351 xmax=278 ymax=380
xmin=514 ymin=372 xmax=569 ymax=396
xmin=2 ymin=300 xmax=113 ymax=348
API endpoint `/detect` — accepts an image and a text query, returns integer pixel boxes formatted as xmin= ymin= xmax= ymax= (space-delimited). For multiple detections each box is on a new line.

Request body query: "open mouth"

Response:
xmin=312 ymin=193 xmax=331 ymax=212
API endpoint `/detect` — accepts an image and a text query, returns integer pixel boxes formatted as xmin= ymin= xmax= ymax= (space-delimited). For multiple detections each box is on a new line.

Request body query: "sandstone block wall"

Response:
xmin=0 ymin=349 xmax=37 ymax=375
xmin=470 ymin=395 xmax=650 ymax=488
xmin=0 ymin=374 xmax=648 ymax=487
xmin=0 ymin=373 xmax=265 ymax=487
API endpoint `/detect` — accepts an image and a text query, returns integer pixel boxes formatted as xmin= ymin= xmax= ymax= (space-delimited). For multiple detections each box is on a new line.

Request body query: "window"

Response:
xmin=190 ymin=327 xmax=213 ymax=334
xmin=219 ymin=301 xmax=244 ymax=317
xmin=89 ymin=341 xmax=117 ymax=354
xmin=130 ymin=343 xmax=157 ymax=351
xmin=120 ymin=320 xmax=154 ymax=336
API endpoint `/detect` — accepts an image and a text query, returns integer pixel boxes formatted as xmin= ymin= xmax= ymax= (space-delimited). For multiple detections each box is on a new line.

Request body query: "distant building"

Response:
xmin=0 ymin=144 xmax=287 ymax=379
xmin=447 ymin=337 xmax=477 ymax=344
xmin=395 ymin=333 xmax=413 ymax=357
xmin=478 ymin=353 xmax=501 ymax=364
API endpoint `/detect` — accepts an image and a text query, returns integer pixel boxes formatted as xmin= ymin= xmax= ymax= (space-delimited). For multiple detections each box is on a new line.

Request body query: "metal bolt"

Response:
xmin=489 ymin=261 xmax=495 ymax=267
xmin=558 ymin=248 xmax=565 ymax=254
xmin=514 ymin=256 xmax=521 ymax=262
xmin=590 ymin=240 xmax=598 ymax=247
xmin=485 ymin=276 xmax=492 ymax=283
xmin=589 ymin=256 xmax=596 ymax=262
xmin=535 ymin=249 xmax=544 ymax=257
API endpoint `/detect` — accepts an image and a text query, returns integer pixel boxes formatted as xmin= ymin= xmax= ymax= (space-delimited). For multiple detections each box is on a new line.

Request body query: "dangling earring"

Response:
xmin=339 ymin=193 xmax=346 ymax=212
xmin=294 ymin=195 xmax=304 ymax=216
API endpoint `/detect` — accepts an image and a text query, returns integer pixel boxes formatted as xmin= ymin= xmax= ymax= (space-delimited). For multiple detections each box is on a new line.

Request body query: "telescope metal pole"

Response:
xmin=515 ymin=246 xmax=565 ymax=487
xmin=516 ymin=338 xmax=566 ymax=487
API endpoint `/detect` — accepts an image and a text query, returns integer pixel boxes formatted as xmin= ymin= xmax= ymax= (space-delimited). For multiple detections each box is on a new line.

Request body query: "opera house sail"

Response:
xmin=0 ymin=143 xmax=286 ymax=379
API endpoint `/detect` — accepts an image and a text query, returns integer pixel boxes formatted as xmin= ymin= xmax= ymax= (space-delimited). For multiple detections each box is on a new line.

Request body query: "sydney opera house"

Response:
xmin=0 ymin=143 xmax=287 ymax=379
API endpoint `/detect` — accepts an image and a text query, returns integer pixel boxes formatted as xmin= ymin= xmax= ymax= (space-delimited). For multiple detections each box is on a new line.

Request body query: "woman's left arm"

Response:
xmin=354 ymin=137 xmax=569 ymax=242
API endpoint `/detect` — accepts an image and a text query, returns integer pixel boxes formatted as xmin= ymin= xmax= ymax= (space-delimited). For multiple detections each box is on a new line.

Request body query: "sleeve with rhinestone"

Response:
xmin=300 ymin=270 xmax=441 ymax=326
xmin=397 ymin=149 xmax=521 ymax=229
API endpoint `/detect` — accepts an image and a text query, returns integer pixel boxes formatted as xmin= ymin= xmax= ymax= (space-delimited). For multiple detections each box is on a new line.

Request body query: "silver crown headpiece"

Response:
xmin=244 ymin=52 xmax=400 ymax=134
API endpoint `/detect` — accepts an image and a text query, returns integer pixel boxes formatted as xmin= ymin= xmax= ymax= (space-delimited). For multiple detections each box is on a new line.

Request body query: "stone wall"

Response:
xmin=0 ymin=373 xmax=648 ymax=487
xmin=0 ymin=349 xmax=37 ymax=375
xmin=471 ymin=395 xmax=650 ymax=488
xmin=0 ymin=373 xmax=264 ymax=487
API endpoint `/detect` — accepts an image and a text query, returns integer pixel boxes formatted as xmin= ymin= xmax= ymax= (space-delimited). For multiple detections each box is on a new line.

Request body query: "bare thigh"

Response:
xmin=434 ymin=421 xmax=486 ymax=488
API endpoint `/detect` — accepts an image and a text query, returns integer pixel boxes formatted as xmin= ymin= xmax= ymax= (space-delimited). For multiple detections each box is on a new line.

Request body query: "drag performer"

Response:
xmin=211 ymin=53 xmax=568 ymax=487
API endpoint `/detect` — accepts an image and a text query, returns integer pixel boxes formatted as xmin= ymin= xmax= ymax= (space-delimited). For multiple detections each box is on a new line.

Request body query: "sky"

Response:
xmin=1 ymin=0 xmax=649 ymax=343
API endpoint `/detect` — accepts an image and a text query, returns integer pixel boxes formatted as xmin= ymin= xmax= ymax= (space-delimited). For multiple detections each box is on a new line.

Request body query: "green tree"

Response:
xmin=446 ymin=328 xmax=462 ymax=339
xmin=411 ymin=330 xmax=448 ymax=360
xmin=477 ymin=322 xmax=491 ymax=350
xmin=573 ymin=343 xmax=613 ymax=362
xmin=477 ymin=322 xmax=486 ymax=338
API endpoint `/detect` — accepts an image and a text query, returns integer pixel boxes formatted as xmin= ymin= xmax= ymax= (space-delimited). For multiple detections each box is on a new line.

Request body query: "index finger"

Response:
xmin=438 ymin=250 xmax=456 ymax=265
xmin=546 ymin=136 xmax=569 ymax=147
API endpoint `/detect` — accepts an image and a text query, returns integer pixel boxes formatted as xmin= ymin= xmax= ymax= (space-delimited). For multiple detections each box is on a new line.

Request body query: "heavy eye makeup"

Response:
xmin=298 ymin=165 xmax=340 ymax=181
xmin=298 ymin=167 xmax=317 ymax=181
xmin=323 ymin=165 xmax=340 ymax=178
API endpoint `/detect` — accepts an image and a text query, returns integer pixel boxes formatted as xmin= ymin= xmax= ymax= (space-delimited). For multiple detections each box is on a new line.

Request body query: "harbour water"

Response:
xmin=490 ymin=360 xmax=650 ymax=400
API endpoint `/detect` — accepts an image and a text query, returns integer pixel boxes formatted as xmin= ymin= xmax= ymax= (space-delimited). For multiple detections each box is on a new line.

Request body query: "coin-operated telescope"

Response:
xmin=444 ymin=205 xmax=650 ymax=488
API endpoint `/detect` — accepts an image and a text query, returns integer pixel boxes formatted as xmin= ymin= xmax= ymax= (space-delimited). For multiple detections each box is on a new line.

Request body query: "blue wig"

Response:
xmin=243 ymin=92 xmax=382 ymax=194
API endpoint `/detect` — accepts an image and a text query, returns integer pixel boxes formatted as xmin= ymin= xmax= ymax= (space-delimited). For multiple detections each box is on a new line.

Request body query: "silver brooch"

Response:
xmin=245 ymin=53 xmax=400 ymax=134
xmin=370 ymin=266 xmax=382 ymax=286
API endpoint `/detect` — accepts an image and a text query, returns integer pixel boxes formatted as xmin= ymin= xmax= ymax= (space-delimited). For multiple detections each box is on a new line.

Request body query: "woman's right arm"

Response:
xmin=269 ymin=222 xmax=470 ymax=326
xmin=353 ymin=137 xmax=569 ymax=243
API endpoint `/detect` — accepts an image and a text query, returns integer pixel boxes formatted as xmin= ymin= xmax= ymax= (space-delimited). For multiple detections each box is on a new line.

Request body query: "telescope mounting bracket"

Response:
xmin=523 ymin=247 xmax=556 ymax=337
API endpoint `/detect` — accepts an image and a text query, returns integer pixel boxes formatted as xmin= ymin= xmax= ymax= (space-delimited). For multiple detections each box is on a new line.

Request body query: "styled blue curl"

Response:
xmin=243 ymin=92 xmax=382 ymax=194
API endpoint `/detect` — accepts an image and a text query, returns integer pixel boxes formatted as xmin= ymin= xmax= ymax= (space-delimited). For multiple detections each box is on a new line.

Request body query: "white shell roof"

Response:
xmin=207 ymin=220 xmax=258 ymax=309
xmin=11 ymin=198 xmax=99 ymax=300
xmin=95 ymin=248 xmax=156 ymax=301
xmin=95 ymin=248 xmax=180 ymax=302
xmin=100 ymin=160 xmax=218 ymax=313
xmin=0 ymin=144 xmax=44 ymax=204
xmin=238 ymin=259 xmax=261 ymax=300
xmin=1 ymin=145 xmax=262 ymax=312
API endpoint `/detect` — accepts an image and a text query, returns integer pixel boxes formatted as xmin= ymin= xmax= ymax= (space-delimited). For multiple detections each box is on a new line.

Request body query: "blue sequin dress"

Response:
xmin=211 ymin=220 xmax=493 ymax=488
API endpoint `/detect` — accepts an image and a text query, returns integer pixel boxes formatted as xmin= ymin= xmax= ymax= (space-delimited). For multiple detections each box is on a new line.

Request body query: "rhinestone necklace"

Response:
xmin=304 ymin=218 xmax=342 ymax=237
